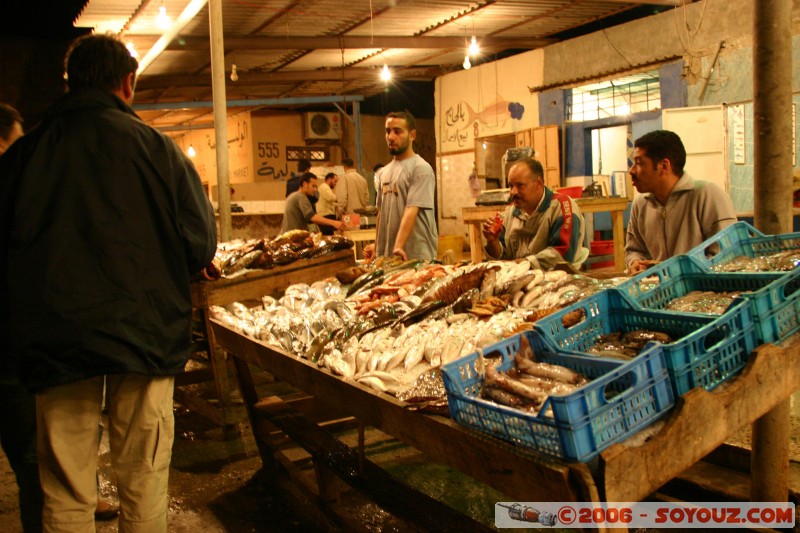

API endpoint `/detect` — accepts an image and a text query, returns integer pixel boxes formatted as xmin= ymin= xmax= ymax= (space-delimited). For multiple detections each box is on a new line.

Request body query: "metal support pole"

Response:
xmin=354 ymin=101 xmax=363 ymax=173
xmin=208 ymin=0 xmax=232 ymax=241
xmin=751 ymin=0 xmax=792 ymax=504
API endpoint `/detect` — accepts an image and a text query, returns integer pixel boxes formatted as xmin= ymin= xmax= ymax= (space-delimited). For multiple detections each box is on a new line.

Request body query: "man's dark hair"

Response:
xmin=634 ymin=130 xmax=686 ymax=177
xmin=342 ymin=157 xmax=354 ymax=167
xmin=516 ymin=158 xmax=545 ymax=181
xmin=65 ymin=34 xmax=139 ymax=93
xmin=297 ymin=158 xmax=311 ymax=172
xmin=386 ymin=110 xmax=416 ymax=132
xmin=325 ymin=172 xmax=336 ymax=181
xmin=0 ymin=102 xmax=22 ymax=141
xmin=300 ymin=172 xmax=317 ymax=186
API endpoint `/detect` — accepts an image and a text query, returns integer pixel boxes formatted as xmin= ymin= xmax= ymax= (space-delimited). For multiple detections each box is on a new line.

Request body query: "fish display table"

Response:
xmin=185 ymin=249 xmax=355 ymax=430
xmin=462 ymin=197 xmax=630 ymax=270
xmin=211 ymin=318 xmax=800 ymax=528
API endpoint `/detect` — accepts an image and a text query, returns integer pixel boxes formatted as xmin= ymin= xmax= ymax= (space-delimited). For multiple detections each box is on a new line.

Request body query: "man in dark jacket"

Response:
xmin=285 ymin=157 xmax=311 ymax=196
xmin=0 ymin=34 xmax=216 ymax=532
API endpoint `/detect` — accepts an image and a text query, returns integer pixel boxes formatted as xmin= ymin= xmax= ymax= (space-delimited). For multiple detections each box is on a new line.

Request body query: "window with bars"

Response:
xmin=286 ymin=146 xmax=329 ymax=162
xmin=568 ymin=70 xmax=661 ymax=121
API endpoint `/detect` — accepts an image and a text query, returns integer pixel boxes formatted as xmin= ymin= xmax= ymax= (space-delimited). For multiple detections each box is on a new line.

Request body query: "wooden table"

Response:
xmin=212 ymin=318 xmax=800 ymax=526
xmin=463 ymin=197 xmax=630 ymax=269
xmin=342 ymin=227 xmax=376 ymax=261
xmin=185 ymin=249 xmax=355 ymax=430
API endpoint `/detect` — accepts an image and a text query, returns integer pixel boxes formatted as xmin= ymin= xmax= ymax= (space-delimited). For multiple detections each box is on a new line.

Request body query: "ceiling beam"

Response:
xmin=164 ymin=35 xmax=555 ymax=51
xmin=136 ymin=66 xmax=447 ymax=90
xmin=601 ymin=0 xmax=686 ymax=4
xmin=132 ymin=94 xmax=365 ymax=111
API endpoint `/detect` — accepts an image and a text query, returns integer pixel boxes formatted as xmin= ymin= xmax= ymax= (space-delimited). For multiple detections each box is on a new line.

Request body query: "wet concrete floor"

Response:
xmin=1 ymin=371 xmax=798 ymax=533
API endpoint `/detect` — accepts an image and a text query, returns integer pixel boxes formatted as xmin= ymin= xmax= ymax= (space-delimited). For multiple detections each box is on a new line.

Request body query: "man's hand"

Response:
xmin=392 ymin=247 xmax=408 ymax=261
xmin=363 ymin=243 xmax=375 ymax=261
xmin=629 ymin=259 xmax=659 ymax=274
xmin=331 ymin=219 xmax=345 ymax=231
xmin=481 ymin=213 xmax=503 ymax=241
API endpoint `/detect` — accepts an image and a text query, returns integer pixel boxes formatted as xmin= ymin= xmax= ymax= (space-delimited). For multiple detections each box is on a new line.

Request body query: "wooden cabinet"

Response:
xmin=515 ymin=125 xmax=561 ymax=188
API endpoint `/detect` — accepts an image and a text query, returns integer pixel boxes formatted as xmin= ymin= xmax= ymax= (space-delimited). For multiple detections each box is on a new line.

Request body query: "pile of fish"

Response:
xmin=208 ymin=258 xmax=628 ymax=403
xmin=202 ymin=230 xmax=354 ymax=279
xmin=664 ymin=290 xmax=740 ymax=314
xmin=711 ymin=250 xmax=800 ymax=272
xmin=587 ymin=330 xmax=672 ymax=359
xmin=480 ymin=354 xmax=589 ymax=417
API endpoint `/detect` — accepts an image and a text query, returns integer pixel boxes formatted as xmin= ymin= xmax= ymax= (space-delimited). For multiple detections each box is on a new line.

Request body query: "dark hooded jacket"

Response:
xmin=0 ymin=89 xmax=217 ymax=391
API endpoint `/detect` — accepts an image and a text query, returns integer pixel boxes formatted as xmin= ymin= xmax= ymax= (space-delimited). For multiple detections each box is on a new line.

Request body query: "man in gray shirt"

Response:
xmin=625 ymin=130 xmax=737 ymax=273
xmin=364 ymin=111 xmax=437 ymax=261
xmin=281 ymin=172 xmax=344 ymax=234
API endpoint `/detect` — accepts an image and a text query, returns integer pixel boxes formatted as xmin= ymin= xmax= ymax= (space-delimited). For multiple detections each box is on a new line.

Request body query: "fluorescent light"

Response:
xmin=138 ymin=0 xmax=208 ymax=75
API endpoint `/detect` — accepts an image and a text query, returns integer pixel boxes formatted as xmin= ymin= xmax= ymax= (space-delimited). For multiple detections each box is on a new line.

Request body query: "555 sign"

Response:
xmin=258 ymin=142 xmax=280 ymax=158
xmin=255 ymin=139 xmax=290 ymax=180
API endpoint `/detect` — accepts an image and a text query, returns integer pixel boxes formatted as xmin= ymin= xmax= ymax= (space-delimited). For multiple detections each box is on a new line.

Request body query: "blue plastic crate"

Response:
xmin=618 ymin=255 xmax=800 ymax=345
xmin=686 ymin=221 xmax=800 ymax=272
xmin=440 ymin=329 xmax=674 ymax=463
xmin=534 ymin=289 xmax=758 ymax=396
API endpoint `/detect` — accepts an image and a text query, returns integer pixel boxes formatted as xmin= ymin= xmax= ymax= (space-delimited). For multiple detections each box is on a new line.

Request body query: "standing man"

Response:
xmin=625 ymin=130 xmax=737 ymax=273
xmin=364 ymin=111 xmax=437 ymax=261
xmin=482 ymin=158 xmax=588 ymax=271
xmin=316 ymin=172 xmax=340 ymax=236
xmin=0 ymin=34 xmax=217 ymax=533
xmin=336 ymin=157 xmax=369 ymax=215
xmin=0 ymin=102 xmax=42 ymax=533
xmin=281 ymin=172 xmax=344 ymax=234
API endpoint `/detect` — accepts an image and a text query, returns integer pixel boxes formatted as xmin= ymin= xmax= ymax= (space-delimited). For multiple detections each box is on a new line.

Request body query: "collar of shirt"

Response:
xmin=511 ymin=186 xmax=551 ymax=219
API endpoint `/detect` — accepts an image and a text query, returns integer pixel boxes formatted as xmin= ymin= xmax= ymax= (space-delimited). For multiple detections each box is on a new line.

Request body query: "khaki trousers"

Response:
xmin=36 ymin=374 xmax=175 ymax=533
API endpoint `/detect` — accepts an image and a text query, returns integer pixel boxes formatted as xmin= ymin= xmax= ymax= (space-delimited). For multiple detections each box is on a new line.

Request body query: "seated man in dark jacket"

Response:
xmin=0 ymin=34 xmax=217 ymax=532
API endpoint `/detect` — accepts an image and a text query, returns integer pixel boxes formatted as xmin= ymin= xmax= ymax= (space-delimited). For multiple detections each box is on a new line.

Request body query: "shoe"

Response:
xmin=95 ymin=499 xmax=119 ymax=521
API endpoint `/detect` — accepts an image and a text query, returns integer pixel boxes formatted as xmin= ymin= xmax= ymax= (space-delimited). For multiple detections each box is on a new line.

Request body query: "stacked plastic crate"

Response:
xmin=441 ymin=222 xmax=800 ymax=463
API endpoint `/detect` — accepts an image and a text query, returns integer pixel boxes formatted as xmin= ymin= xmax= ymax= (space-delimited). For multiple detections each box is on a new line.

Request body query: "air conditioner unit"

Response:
xmin=304 ymin=112 xmax=341 ymax=140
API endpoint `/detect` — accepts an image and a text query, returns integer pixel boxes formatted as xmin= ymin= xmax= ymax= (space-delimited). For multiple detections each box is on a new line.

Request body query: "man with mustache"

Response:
xmin=482 ymin=158 xmax=588 ymax=270
xmin=364 ymin=111 xmax=437 ymax=261
xmin=625 ymin=130 xmax=736 ymax=274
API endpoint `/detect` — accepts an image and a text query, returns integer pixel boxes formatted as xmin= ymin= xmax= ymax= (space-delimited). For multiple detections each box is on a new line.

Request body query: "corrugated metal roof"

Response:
xmin=68 ymin=0 xmax=682 ymax=128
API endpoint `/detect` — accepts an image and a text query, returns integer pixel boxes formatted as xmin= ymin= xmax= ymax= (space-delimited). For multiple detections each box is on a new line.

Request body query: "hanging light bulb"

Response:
xmin=482 ymin=141 xmax=487 ymax=150
xmin=187 ymin=144 xmax=196 ymax=157
xmin=230 ymin=64 xmax=239 ymax=82
xmin=468 ymin=36 xmax=479 ymax=56
xmin=380 ymin=64 xmax=391 ymax=81
xmin=156 ymin=4 xmax=171 ymax=29
xmin=463 ymin=55 xmax=471 ymax=70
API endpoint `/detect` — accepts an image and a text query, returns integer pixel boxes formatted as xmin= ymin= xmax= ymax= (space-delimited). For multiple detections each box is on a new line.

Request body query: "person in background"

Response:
xmin=371 ymin=162 xmax=385 ymax=206
xmin=0 ymin=102 xmax=42 ymax=533
xmin=625 ymin=130 xmax=737 ymax=274
xmin=363 ymin=111 xmax=437 ymax=261
xmin=336 ymin=157 xmax=369 ymax=215
xmin=482 ymin=158 xmax=588 ymax=271
xmin=0 ymin=34 xmax=217 ymax=532
xmin=285 ymin=157 xmax=311 ymax=197
xmin=316 ymin=172 xmax=339 ymax=236
xmin=281 ymin=172 xmax=344 ymax=234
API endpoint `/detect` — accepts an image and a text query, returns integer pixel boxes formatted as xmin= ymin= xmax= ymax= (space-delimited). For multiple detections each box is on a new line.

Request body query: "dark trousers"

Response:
xmin=0 ymin=378 xmax=43 ymax=532
xmin=320 ymin=214 xmax=337 ymax=235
